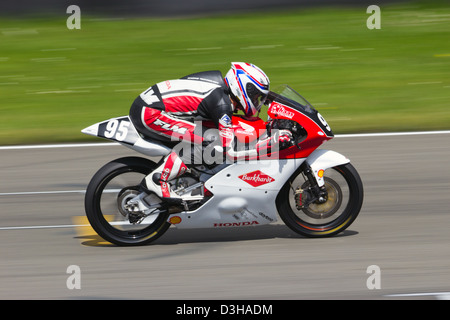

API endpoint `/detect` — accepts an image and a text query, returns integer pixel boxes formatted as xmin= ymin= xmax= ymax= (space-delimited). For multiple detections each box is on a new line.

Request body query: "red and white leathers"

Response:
xmin=129 ymin=69 xmax=292 ymax=202
xmin=129 ymin=70 xmax=235 ymax=201
xmin=130 ymin=71 xmax=233 ymax=145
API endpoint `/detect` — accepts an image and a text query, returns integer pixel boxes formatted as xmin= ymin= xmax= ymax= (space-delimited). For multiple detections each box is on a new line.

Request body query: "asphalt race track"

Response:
xmin=1 ymin=132 xmax=449 ymax=300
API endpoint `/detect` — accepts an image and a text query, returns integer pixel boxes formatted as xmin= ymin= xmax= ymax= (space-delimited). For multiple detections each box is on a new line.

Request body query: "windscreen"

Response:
xmin=270 ymin=85 xmax=316 ymax=115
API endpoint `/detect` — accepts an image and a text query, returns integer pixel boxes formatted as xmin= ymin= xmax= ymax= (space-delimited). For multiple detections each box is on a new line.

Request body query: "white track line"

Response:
xmin=0 ymin=130 xmax=449 ymax=150
xmin=336 ymin=130 xmax=450 ymax=138
xmin=0 ymin=142 xmax=119 ymax=150
xmin=0 ymin=224 xmax=89 ymax=231
xmin=0 ymin=189 xmax=120 ymax=196
xmin=0 ymin=189 xmax=118 ymax=231
xmin=0 ymin=190 xmax=86 ymax=196
xmin=385 ymin=292 xmax=450 ymax=300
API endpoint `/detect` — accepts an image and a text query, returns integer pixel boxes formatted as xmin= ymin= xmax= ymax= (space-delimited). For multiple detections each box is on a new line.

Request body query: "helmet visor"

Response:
xmin=246 ymin=83 xmax=268 ymax=113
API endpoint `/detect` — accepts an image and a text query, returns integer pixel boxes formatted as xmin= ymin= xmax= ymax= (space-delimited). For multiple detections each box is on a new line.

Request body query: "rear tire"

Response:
xmin=85 ymin=157 xmax=170 ymax=246
xmin=276 ymin=163 xmax=363 ymax=237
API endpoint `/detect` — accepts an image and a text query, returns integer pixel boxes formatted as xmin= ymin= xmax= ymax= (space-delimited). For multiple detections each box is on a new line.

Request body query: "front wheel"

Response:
xmin=276 ymin=163 xmax=363 ymax=237
xmin=85 ymin=157 xmax=170 ymax=246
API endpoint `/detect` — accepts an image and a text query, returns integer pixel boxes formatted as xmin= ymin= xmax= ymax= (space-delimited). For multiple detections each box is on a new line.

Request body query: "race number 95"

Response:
xmin=104 ymin=119 xmax=129 ymax=141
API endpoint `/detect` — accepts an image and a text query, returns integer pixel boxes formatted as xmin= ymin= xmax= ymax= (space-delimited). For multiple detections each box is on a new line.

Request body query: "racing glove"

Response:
xmin=218 ymin=113 xmax=294 ymax=160
xmin=256 ymin=129 xmax=294 ymax=155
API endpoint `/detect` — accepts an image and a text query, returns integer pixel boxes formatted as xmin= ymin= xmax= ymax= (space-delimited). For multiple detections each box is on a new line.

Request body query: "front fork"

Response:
xmin=294 ymin=149 xmax=350 ymax=209
xmin=294 ymin=163 xmax=328 ymax=209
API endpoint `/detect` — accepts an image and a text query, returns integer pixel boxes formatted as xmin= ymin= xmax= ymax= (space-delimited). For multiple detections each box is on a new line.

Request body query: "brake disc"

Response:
xmin=298 ymin=177 xmax=343 ymax=219
xmin=117 ymin=188 xmax=140 ymax=218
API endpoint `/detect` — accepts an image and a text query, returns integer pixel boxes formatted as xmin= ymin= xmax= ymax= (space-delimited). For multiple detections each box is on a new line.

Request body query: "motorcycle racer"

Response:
xmin=129 ymin=62 xmax=293 ymax=205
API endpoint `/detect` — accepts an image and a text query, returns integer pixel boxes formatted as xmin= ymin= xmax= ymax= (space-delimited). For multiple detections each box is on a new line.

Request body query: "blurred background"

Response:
xmin=1 ymin=1 xmax=450 ymax=301
xmin=1 ymin=0 xmax=449 ymax=145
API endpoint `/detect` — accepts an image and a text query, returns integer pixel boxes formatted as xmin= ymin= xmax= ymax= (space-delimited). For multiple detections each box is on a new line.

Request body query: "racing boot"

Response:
xmin=140 ymin=151 xmax=190 ymax=205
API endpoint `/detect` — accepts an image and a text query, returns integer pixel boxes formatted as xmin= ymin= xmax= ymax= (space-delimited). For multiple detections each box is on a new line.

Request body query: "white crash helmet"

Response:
xmin=225 ymin=62 xmax=270 ymax=117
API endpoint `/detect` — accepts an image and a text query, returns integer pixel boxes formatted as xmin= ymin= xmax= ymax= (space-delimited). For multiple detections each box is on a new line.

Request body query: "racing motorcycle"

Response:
xmin=82 ymin=85 xmax=363 ymax=246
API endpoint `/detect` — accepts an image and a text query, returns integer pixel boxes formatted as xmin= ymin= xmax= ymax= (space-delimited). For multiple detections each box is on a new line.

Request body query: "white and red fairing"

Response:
xmin=267 ymin=101 xmax=333 ymax=159
xmin=227 ymin=99 xmax=332 ymax=161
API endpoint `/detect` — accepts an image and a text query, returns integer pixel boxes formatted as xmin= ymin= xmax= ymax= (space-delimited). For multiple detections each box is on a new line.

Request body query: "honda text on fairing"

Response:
xmin=82 ymin=85 xmax=363 ymax=246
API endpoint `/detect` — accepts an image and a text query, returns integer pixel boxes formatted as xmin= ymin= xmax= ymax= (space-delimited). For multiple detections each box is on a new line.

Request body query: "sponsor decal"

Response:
xmin=153 ymin=118 xmax=188 ymax=135
xmin=317 ymin=169 xmax=324 ymax=178
xmin=258 ymin=212 xmax=274 ymax=222
xmin=169 ymin=216 xmax=182 ymax=224
xmin=235 ymin=121 xmax=255 ymax=136
xmin=270 ymin=103 xmax=295 ymax=119
xmin=161 ymin=167 xmax=171 ymax=181
xmin=219 ymin=114 xmax=232 ymax=126
xmin=214 ymin=221 xmax=259 ymax=227
xmin=238 ymin=170 xmax=275 ymax=187
xmin=160 ymin=181 xmax=170 ymax=198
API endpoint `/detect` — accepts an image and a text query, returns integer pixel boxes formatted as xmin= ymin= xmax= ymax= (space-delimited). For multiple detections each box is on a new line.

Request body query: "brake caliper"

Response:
xmin=294 ymin=188 xmax=310 ymax=210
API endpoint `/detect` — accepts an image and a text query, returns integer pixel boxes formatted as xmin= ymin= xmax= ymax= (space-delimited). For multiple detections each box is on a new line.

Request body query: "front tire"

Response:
xmin=85 ymin=157 xmax=170 ymax=246
xmin=276 ymin=163 xmax=363 ymax=237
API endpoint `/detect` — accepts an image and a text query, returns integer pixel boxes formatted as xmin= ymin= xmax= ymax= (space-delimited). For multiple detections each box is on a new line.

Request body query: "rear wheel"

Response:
xmin=85 ymin=157 xmax=170 ymax=246
xmin=276 ymin=163 xmax=363 ymax=237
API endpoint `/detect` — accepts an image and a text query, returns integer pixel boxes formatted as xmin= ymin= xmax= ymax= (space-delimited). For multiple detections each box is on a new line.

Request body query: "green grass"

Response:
xmin=1 ymin=2 xmax=449 ymax=145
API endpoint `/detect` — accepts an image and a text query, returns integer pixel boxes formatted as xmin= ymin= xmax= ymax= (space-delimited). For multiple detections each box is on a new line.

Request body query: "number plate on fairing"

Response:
xmin=97 ymin=116 xmax=140 ymax=144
